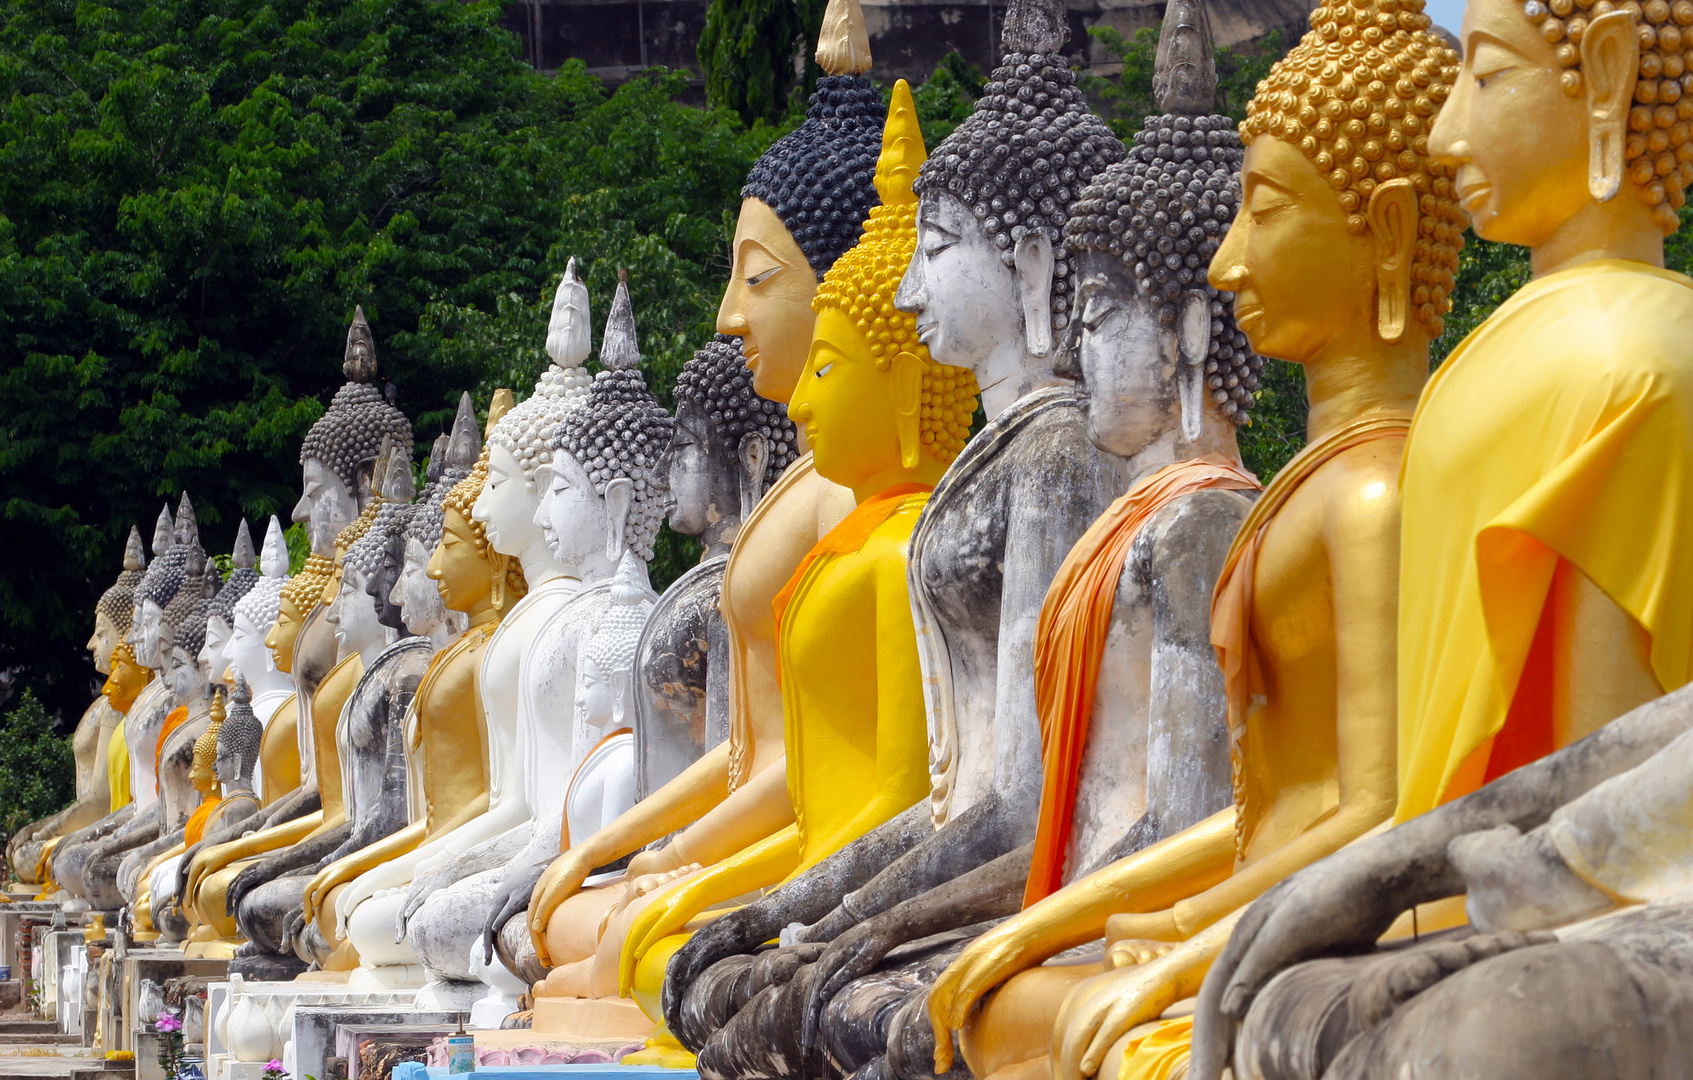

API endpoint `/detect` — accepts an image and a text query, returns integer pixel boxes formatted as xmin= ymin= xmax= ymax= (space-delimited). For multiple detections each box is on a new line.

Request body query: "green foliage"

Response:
xmin=0 ymin=692 xmax=75 ymax=840
xmin=904 ymin=53 xmax=987 ymax=147
xmin=1077 ymin=25 xmax=1287 ymax=141
xmin=0 ymin=0 xmax=776 ymax=722
xmin=698 ymin=0 xmax=816 ymax=127
xmin=284 ymin=521 xmax=311 ymax=575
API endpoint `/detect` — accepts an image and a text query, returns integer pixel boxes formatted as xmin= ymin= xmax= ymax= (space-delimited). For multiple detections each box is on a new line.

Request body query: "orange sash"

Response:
xmin=1024 ymin=456 xmax=1261 ymax=906
xmin=183 ymin=794 xmax=222 ymax=846
xmin=770 ymin=482 xmax=934 ymax=637
xmin=1209 ymin=415 xmax=1409 ymax=857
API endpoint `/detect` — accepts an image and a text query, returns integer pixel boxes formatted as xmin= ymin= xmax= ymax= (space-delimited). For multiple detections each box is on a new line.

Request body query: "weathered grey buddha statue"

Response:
xmin=405 ymin=276 xmax=669 ymax=1016
xmin=386 ymin=267 xmax=597 ymax=1000
xmin=664 ymin=0 xmax=1135 ymax=1060
xmin=671 ymin=11 xmax=1266 ymax=1076
xmin=9 ymin=526 xmax=146 ymax=885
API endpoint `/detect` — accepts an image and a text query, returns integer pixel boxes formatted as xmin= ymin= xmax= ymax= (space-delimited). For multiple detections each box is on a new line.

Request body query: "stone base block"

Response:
xmin=529 ymin=996 xmax=655 ymax=1042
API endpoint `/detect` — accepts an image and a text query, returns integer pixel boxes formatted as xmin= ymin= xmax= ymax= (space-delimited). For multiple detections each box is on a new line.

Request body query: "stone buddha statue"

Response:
xmin=9 ymin=526 xmax=146 ymax=886
xmin=182 ymin=308 xmax=411 ymax=943
xmin=379 ymin=267 xmax=596 ymax=997
xmin=199 ymin=520 xmax=261 ymax=691
xmin=406 ymin=277 xmax=667 ymax=1016
xmin=292 ymin=403 xmax=520 ymax=988
xmin=916 ymin=2 xmax=1464 ymax=1076
xmin=224 ymin=516 xmax=296 ymax=801
xmin=524 ymin=0 xmax=877 ymax=964
xmin=1180 ymin=0 xmax=1693 ymax=1069
xmin=671 ymin=12 xmax=1266 ymax=1076
xmin=596 ymin=83 xmax=977 ymax=1067
xmin=663 ymin=0 xmax=1126 ymax=1050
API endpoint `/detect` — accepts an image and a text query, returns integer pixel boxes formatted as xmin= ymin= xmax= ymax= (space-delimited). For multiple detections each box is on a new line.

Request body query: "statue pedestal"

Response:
xmin=530 ymin=996 xmax=655 ymax=1042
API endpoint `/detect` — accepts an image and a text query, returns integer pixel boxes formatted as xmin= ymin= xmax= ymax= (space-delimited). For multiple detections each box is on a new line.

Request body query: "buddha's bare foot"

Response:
xmin=1104 ymin=940 xmax=1175 ymax=970
xmin=1447 ymin=825 xmax=1613 ymax=933
xmin=627 ymin=863 xmax=703 ymax=902
xmin=535 ymin=958 xmax=595 ymax=999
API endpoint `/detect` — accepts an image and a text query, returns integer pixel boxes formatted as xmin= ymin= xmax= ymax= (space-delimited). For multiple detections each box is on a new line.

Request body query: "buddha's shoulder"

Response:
xmin=1494 ymin=263 xmax=1693 ymax=366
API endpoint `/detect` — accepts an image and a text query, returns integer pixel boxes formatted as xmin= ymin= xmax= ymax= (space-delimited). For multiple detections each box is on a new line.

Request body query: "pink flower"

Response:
xmin=266 ymin=1062 xmax=283 ymax=1072
xmin=154 ymin=1012 xmax=182 ymax=1033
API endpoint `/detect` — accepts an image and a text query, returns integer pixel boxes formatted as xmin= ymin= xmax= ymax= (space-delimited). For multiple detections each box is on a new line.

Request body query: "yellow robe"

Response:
xmin=108 ymin=716 xmax=131 ymax=812
xmin=1396 ymin=259 xmax=1693 ymax=822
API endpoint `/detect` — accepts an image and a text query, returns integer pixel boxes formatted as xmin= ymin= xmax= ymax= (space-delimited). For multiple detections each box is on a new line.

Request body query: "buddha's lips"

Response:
xmin=1233 ymin=302 xmax=1264 ymax=333
xmin=915 ymin=320 xmax=938 ymax=347
xmin=1457 ymin=180 xmax=1492 ymax=214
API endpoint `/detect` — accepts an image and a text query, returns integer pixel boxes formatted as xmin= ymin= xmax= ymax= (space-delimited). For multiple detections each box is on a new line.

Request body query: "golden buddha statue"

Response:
xmin=299 ymin=406 xmax=523 ymax=987
xmin=523 ymin=0 xmax=876 ymax=983
xmin=587 ymin=81 xmax=978 ymax=1060
xmin=923 ymin=2 xmax=1466 ymax=1076
xmin=103 ymin=642 xmax=151 ymax=811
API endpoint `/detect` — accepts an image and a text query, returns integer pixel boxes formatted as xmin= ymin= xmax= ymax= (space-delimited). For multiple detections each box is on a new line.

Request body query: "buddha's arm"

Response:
xmin=617 ymin=823 xmax=804 ymax=994
xmin=306 ymin=819 xmax=428 ymax=924
xmin=226 ymin=819 xmax=353 ymax=916
xmin=927 ymin=809 xmax=1236 ymax=1067
xmin=645 ymin=750 xmax=796 ymax=872
xmin=186 ymin=810 xmax=324 ymax=901
xmin=375 ymin=790 xmax=490 ymax=877
xmin=528 ymin=744 xmax=738 ymax=952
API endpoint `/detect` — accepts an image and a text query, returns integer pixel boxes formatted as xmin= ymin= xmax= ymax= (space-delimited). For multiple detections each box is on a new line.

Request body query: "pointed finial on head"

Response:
xmin=175 ymin=492 xmax=199 ymax=547
xmin=1003 ymin=0 xmax=1069 ymax=54
xmin=124 ymin=526 xmax=146 ymax=572
xmin=875 ymin=81 xmax=927 ymax=205
xmin=210 ymin=686 xmax=226 ymax=725
xmin=343 ymin=305 xmax=378 ymax=383
xmin=153 ymin=505 xmax=176 ymax=558
xmin=377 ymin=435 xmax=416 ymax=503
xmin=546 ymin=258 xmax=593 ymax=368
xmin=447 ymin=392 xmax=483 ymax=470
xmin=485 ymin=389 xmax=514 ymax=438
xmin=600 ymin=274 xmax=640 ymax=372
xmin=1153 ymin=0 xmax=1217 ymax=115
xmin=427 ymin=433 xmax=450 ymax=483
xmin=260 ymin=516 xmax=288 ymax=578
xmin=232 ymin=673 xmax=251 ymax=706
xmin=232 ymin=519 xmax=256 ymax=571
xmin=816 ymin=0 xmax=872 ymax=75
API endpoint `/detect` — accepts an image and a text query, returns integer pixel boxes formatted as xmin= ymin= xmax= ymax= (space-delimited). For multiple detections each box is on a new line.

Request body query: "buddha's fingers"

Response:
xmin=618 ymin=889 xmax=697 ymax=995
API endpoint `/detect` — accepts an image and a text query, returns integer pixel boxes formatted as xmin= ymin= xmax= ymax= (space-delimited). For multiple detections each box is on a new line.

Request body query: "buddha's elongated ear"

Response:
xmin=603 ymin=477 xmax=633 ymax=562
xmin=892 ymin=350 xmax=926 ymax=470
xmin=1014 ymin=230 xmax=1056 ymax=358
xmin=1367 ymin=179 xmax=1416 ymax=344
xmin=737 ymin=432 xmax=771 ymax=520
xmin=1176 ymin=290 xmax=1211 ymax=441
xmin=1581 ymin=10 xmax=1640 ymax=202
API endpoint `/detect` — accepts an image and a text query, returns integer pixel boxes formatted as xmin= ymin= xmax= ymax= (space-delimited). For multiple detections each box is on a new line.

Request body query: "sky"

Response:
xmin=1423 ymin=0 xmax=1467 ymax=40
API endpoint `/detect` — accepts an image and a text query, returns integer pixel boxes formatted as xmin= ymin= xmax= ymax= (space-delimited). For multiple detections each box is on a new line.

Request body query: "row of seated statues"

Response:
xmin=12 ymin=0 xmax=1693 ymax=1071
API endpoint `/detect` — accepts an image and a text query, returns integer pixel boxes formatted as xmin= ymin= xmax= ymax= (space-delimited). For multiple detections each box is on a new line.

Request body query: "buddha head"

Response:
xmin=293 ymin=307 xmax=413 ymax=557
xmin=792 ymin=81 xmax=982 ymax=501
xmin=1057 ymin=1 xmax=1263 ymax=456
xmin=433 ymin=399 xmax=528 ymax=619
xmin=216 ymin=677 xmax=263 ymax=793
xmin=190 ymin=691 xmax=225 ymax=796
xmin=899 ymin=0 xmax=1126 ymax=413
xmin=330 ymin=440 xmax=413 ymax=658
xmin=199 ymin=519 xmax=261 ymax=686
xmin=129 ymin=504 xmax=182 ymax=672
xmin=229 ymin=517 xmax=290 ymax=688
xmin=667 ymin=335 xmax=801 ymax=550
xmin=1210 ymin=0 xmax=1464 ymax=364
xmin=474 ymin=261 xmax=594 ymax=565
xmin=102 ymin=643 xmax=153 ymax=714
xmin=1431 ymin=0 xmax=1689 ymax=247
xmin=90 ymin=527 xmax=146 ymax=677
xmin=395 ymin=397 xmax=479 ymax=638
xmin=539 ymin=276 xmax=674 ymax=579
xmin=717 ymin=0 xmax=885 ymax=403
xmin=575 ymin=596 xmax=647 ymax=748
xmin=355 ymin=441 xmax=417 ymax=632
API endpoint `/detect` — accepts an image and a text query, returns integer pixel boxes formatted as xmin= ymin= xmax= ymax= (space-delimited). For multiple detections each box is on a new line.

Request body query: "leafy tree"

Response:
xmin=0 ymin=0 xmax=775 ymax=723
xmin=906 ymin=52 xmax=987 ymax=146
xmin=699 ymin=0 xmax=830 ymax=127
xmin=0 ymin=692 xmax=75 ymax=842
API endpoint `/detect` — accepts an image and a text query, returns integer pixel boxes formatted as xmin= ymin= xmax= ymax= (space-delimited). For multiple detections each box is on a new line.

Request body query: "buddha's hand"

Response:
xmin=1103 ymin=910 xmax=1181 ymax=968
xmin=800 ymin=917 xmax=900 ymax=1053
xmin=926 ymin=919 xmax=1039 ymax=1073
xmin=528 ymin=850 xmax=595 ymax=964
xmin=626 ymin=843 xmax=686 ymax=881
xmin=617 ymin=864 xmax=708 ymax=995
xmin=1051 ymin=949 xmax=1195 ymax=1080
xmin=1447 ymin=824 xmax=1613 ymax=933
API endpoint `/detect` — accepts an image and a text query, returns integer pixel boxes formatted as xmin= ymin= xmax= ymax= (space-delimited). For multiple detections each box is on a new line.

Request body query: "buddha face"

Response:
xmin=473 ymin=444 xmax=545 ymax=558
xmin=368 ymin=530 xmax=408 ymax=632
xmin=327 ymin=566 xmax=384 ymax=658
xmin=665 ymin=403 xmax=734 ymax=538
xmin=790 ymin=308 xmax=907 ymax=494
xmin=1429 ymin=0 xmax=1602 ymax=246
xmin=89 ymin=613 xmax=121 ymax=676
xmin=718 ymin=199 xmax=819 ymax=402
xmin=265 ymin=596 xmax=304 ymax=674
xmin=135 ymin=598 xmax=167 ymax=671
xmin=102 ymin=654 xmax=151 ymax=714
xmin=165 ymin=644 xmax=206 ymax=703
xmin=1208 ymin=136 xmax=1376 ymax=365
xmin=1062 ymin=252 xmax=1180 ymax=458
xmin=899 ymin=193 xmax=1040 ymax=402
xmin=428 ymin=508 xmax=494 ymax=615
xmin=200 ymin=616 xmax=232 ymax=686
xmin=214 ymin=738 xmax=243 ymax=789
xmin=394 ymin=535 xmax=453 ymax=636
xmin=577 ymin=655 xmax=615 ymax=736
xmin=189 ymin=749 xmax=215 ymax=795
xmin=536 ymin=451 xmax=623 ymax=571
xmin=293 ymin=458 xmax=359 ymax=558
xmin=226 ymin=610 xmax=276 ymax=688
